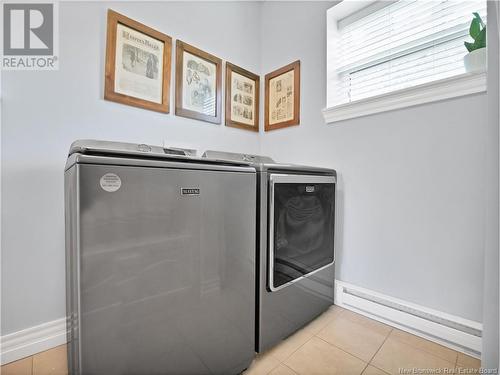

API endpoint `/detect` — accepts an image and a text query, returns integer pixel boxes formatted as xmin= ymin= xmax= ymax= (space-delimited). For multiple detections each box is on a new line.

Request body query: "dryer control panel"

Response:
xmin=203 ymin=150 xmax=274 ymax=164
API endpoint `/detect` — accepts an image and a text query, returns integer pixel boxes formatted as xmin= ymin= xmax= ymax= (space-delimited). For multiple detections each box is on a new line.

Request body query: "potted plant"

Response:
xmin=464 ymin=12 xmax=487 ymax=73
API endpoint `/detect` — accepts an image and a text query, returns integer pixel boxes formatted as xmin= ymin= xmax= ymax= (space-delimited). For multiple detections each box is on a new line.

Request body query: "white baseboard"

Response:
xmin=334 ymin=280 xmax=482 ymax=359
xmin=0 ymin=318 xmax=67 ymax=365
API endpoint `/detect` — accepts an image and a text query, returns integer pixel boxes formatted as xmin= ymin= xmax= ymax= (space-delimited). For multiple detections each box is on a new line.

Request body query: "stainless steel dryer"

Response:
xmin=65 ymin=140 xmax=257 ymax=375
xmin=203 ymin=151 xmax=336 ymax=353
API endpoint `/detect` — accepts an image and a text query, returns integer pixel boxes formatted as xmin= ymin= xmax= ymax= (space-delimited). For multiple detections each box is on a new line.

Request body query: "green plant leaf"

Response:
xmin=464 ymin=41 xmax=475 ymax=52
xmin=473 ymin=12 xmax=485 ymax=28
xmin=474 ymin=27 xmax=487 ymax=49
xmin=469 ymin=17 xmax=480 ymax=39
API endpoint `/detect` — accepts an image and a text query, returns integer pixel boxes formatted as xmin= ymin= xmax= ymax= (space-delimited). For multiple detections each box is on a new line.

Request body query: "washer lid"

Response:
xmin=67 ymin=140 xmax=256 ymax=170
xmin=69 ymin=139 xmax=198 ymax=159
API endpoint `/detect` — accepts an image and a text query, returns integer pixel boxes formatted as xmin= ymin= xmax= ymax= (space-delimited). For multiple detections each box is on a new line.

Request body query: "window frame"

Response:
xmin=324 ymin=0 xmax=487 ymax=124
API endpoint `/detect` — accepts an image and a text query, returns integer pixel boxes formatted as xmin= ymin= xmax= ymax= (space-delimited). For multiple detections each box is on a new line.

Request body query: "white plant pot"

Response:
xmin=463 ymin=47 xmax=487 ymax=73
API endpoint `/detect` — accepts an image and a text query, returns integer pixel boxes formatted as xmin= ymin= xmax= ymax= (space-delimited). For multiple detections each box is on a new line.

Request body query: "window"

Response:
xmin=326 ymin=0 xmax=487 ymax=114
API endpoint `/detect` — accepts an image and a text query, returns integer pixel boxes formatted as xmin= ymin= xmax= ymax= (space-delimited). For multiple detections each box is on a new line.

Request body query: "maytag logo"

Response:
xmin=2 ymin=2 xmax=59 ymax=70
xmin=181 ymin=188 xmax=200 ymax=196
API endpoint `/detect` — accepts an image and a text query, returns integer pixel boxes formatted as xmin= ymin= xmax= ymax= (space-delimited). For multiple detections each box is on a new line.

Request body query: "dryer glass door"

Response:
xmin=269 ymin=174 xmax=335 ymax=291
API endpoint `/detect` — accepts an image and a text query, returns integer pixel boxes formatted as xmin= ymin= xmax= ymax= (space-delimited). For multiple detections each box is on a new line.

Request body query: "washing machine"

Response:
xmin=65 ymin=140 xmax=257 ymax=374
xmin=203 ymin=151 xmax=336 ymax=353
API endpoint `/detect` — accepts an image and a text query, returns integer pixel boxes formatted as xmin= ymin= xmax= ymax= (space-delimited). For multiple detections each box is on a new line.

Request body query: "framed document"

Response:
xmin=104 ymin=10 xmax=172 ymax=113
xmin=175 ymin=40 xmax=222 ymax=124
xmin=225 ymin=62 xmax=259 ymax=132
xmin=265 ymin=60 xmax=300 ymax=131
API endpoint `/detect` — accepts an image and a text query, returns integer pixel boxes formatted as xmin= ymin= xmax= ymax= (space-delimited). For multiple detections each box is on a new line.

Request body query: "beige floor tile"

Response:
xmin=32 ymin=345 xmax=68 ymax=375
xmin=284 ymin=337 xmax=366 ymax=375
xmin=244 ymin=351 xmax=281 ymax=375
xmin=456 ymin=352 xmax=481 ymax=369
xmin=371 ymin=336 xmax=456 ymax=375
xmin=317 ymin=315 xmax=390 ymax=362
xmin=302 ymin=306 xmax=344 ymax=335
xmin=326 ymin=305 xmax=346 ymax=316
xmin=266 ymin=328 xmax=314 ymax=362
xmin=389 ymin=329 xmax=458 ymax=363
xmin=268 ymin=364 xmax=298 ymax=375
xmin=341 ymin=310 xmax=393 ymax=336
xmin=1 ymin=357 xmax=33 ymax=375
xmin=362 ymin=365 xmax=389 ymax=375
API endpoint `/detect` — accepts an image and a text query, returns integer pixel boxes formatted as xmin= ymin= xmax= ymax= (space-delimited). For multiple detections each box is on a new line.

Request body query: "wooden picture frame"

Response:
xmin=104 ymin=9 xmax=172 ymax=113
xmin=175 ymin=40 xmax=222 ymax=124
xmin=265 ymin=60 xmax=300 ymax=131
xmin=225 ymin=62 xmax=259 ymax=132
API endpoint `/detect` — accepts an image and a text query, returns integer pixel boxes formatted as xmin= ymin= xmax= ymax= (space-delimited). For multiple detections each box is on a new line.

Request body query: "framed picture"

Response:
xmin=225 ymin=63 xmax=259 ymax=132
xmin=104 ymin=10 xmax=172 ymax=113
xmin=265 ymin=60 xmax=300 ymax=131
xmin=175 ymin=40 xmax=222 ymax=124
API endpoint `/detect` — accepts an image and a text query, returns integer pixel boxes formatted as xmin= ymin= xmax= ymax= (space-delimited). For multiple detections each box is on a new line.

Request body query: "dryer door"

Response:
xmin=268 ymin=174 xmax=335 ymax=291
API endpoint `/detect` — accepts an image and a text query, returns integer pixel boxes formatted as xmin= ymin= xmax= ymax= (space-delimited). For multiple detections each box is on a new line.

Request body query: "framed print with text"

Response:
xmin=265 ymin=60 xmax=300 ymax=131
xmin=175 ymin=40 xmax=222 ymax=124
xmin=104 ymin=9 xmax=172 ymax=113
xmin=225 ymin=62 xmax=259 ymax=132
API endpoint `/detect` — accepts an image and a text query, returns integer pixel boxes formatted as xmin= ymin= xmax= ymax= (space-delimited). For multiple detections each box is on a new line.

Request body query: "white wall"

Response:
xmin=1 ymin=1 xmax=261 ymax=335
xmin=259 ymin=1 xmax=488 ymax=322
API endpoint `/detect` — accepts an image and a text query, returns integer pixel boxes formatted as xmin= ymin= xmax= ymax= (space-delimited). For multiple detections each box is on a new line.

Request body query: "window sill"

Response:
xmin=322 ymin=72 xmax=487 ymax=124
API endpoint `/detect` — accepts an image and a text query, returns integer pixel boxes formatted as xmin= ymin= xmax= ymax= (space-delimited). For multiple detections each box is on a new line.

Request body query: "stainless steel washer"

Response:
xmin=65 ymin=140 xmax=257 ymax=374
xmin=203 ymin=151 xmax=336 ymax=353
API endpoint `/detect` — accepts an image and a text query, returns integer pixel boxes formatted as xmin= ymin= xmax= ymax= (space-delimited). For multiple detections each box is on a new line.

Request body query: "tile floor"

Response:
xmin=244 ymin=306 xmax=481 ymax=375
xmin=1 ymin=344 xmax=67 ymax=375
xmin=1 ymin=306 xmax=481 ymax=375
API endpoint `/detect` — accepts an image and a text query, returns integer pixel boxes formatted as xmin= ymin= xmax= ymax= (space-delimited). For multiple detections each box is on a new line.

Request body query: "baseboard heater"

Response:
xmin=334 ymin=280 xmax=482 ymax=358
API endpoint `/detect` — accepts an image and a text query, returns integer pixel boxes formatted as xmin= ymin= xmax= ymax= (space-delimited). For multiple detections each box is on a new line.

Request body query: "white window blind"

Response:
xmin=328 ymin=0 xmax=487 ymax=107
